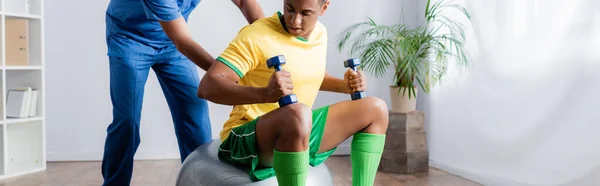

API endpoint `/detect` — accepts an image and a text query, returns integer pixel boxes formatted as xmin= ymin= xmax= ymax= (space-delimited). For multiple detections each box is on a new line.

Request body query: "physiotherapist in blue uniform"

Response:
xmin=102 ymin=0 xmax=264 ymax=185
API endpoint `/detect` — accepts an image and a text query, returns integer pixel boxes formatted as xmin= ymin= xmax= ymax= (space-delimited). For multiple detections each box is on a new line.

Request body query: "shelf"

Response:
xmin=2 ymin=13 xmax=41 ymax=20
xmin=0 ymin=70 xmax=4 ymax=120
xmin=2 ymin=0 xmax=42 ymax=19
xmin=3 ymin=117 xmax=42 ymax=124
xmin=0 ymin=128 xmax=4 ymax=176
xmin=5 ymin=120 xmax=43 ymax=174
xmin=1 ymin=66 xmax=42 ymax=70
xmin=0 ymin=0 xmax=45 ymax=179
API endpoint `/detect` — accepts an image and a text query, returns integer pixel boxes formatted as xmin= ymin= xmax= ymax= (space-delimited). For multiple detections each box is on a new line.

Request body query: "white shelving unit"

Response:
xmin=0 ymin=0 xmax=45 ymax=179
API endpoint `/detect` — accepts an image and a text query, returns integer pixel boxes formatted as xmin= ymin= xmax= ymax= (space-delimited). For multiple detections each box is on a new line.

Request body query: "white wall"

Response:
xmin=421 ymin=0 xmax=600 ymax=185
xmin=45 ymin=0 xmax=415 ymax=161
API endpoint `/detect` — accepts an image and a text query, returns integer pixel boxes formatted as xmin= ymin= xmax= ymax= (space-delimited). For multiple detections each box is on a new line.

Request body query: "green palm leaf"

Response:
xmin=336 ymin=0 xmax=471 ymax=98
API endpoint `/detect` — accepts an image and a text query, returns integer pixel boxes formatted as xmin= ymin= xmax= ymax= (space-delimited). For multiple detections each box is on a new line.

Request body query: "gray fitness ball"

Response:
xmin=176 ymin=140 xmax=335 ymax=186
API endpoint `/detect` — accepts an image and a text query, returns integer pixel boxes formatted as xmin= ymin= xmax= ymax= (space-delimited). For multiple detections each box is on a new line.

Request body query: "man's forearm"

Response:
xmin=320 ymin=74 xmax=351 ymax=94
xmin=198 ymin=73 xmax=267 ymax=105
xmin=233 ymin=0 xmax=265 ymax=24
xmin=175 ymin=38 xmax=214 ymax=71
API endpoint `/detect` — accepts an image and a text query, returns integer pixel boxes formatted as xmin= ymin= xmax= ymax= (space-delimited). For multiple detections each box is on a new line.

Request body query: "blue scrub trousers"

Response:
xmin=101 ymin=56 xmax=212 ymax=186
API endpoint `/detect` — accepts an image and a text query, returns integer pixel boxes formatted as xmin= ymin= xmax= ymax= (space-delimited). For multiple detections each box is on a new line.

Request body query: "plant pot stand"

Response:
xmin=378 ymin=110 xmax=428 ymax=174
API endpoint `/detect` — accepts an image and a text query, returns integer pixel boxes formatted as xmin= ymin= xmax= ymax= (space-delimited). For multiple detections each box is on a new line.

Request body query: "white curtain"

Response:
xmin=423 ymin=0 xmax=600 ymax=185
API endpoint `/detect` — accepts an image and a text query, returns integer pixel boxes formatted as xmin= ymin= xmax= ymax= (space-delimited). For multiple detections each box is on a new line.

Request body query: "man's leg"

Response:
xmin=102 ymin=57 xmax=152 ymax=186
xmin=317 ymin=96 xmax=389 ymax=186
xmin=152 ymin=57 xmax=212 ymax=162
xmin=252 ymin=103 xmax=313 ymax=186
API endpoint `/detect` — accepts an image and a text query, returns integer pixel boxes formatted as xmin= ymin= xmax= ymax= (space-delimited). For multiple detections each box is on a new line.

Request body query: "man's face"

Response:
xmin=282 ymin=0 xmax=328 ymax=38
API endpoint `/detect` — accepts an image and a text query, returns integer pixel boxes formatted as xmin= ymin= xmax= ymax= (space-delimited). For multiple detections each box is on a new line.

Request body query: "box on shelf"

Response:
xmin=5 ymin=19 xmax=30 ymax=66
xmin=6 ymin=87 xmax=38 ymax=118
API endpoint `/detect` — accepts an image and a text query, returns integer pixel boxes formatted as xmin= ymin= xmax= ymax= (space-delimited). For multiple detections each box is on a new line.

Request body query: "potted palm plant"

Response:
xmin=336 ymin=0 xmax=471 ymax=113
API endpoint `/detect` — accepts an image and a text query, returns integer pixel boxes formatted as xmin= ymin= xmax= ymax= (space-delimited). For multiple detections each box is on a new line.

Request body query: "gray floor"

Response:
xmin=0 ymin=156 xmax=481 ymax=186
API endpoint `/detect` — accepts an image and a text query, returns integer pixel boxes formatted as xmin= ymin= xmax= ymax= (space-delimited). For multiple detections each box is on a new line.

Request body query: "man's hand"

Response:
xmin=232 ymin=0 xmax=265 ymax=24
xmin=344 ymin=69 xmax=367 ymax=93
xmin=159 ymin=17 xmax=214 ymax=71
xmin=264 ymin=70 xmax=294 ymax=103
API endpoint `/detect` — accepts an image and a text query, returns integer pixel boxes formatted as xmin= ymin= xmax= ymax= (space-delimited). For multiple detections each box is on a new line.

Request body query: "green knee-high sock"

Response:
xmin=351 ymin=132 xmax=386 ymax=186
xmin=273 ymin=149 xmax=309 ymax=186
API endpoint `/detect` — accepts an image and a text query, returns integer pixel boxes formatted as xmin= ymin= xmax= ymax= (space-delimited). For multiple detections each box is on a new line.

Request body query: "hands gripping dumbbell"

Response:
xmin=267 ymin=55 xmax=298 ymax=107
xmin=344 ymin=58 xmax=367 ymax=100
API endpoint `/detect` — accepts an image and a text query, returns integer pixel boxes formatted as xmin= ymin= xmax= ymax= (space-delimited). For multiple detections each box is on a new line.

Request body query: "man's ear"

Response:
xmin=320 ymin=0 xmax=330 ymax=15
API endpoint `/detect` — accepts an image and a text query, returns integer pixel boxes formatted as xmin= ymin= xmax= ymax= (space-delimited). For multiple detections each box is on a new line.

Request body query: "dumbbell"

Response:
xmin=267 ymin=55 xmax=298 ymax=107
xmin=344 ymin=58 xmax=367 ymax=100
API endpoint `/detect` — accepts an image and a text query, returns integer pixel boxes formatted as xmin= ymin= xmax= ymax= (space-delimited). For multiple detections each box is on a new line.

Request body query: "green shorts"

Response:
xmin=217 ymin=105 xmax=336 ymax=181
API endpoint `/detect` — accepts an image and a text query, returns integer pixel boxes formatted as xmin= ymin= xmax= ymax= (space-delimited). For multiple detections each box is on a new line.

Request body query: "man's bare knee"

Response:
xmin=363 ymin=96 xmax=389 ymax=130
xmin=280 ymin=103 xmax=312 ymax=140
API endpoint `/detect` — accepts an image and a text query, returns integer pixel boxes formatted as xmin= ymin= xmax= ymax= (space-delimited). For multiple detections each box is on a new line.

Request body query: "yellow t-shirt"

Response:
xmin=216 ymin=12 xmax=328 ymax=141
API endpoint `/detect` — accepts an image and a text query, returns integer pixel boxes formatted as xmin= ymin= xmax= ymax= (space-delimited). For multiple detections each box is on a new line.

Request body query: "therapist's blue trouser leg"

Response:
xmin=152 ymin=57 xmax=212 ymax=160
xmin=102 ymin=56 xmax=212 ymax=186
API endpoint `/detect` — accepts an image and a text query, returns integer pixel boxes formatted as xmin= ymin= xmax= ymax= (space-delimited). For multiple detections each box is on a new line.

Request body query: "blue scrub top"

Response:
xmin=105 ymin=0 xmax=200 ymax=60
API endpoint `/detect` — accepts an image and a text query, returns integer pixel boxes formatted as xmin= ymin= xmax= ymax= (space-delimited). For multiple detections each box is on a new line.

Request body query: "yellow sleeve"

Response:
xmin=216 ymin=26 xmax=261 ymax=78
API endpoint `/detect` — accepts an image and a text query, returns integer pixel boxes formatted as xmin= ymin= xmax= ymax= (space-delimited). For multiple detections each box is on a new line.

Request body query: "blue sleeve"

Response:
xmin=141 ymin=0 xmax=182 ymax=21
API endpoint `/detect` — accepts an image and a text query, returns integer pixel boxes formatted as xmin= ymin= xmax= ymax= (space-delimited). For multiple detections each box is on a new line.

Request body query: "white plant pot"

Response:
xmin=389 ymin=86 xmax=417 ymax=113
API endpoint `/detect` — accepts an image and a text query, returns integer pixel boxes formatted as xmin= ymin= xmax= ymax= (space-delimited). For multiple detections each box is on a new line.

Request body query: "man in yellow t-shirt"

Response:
xmin=197 ymin=0 xmax=389 ymax=185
